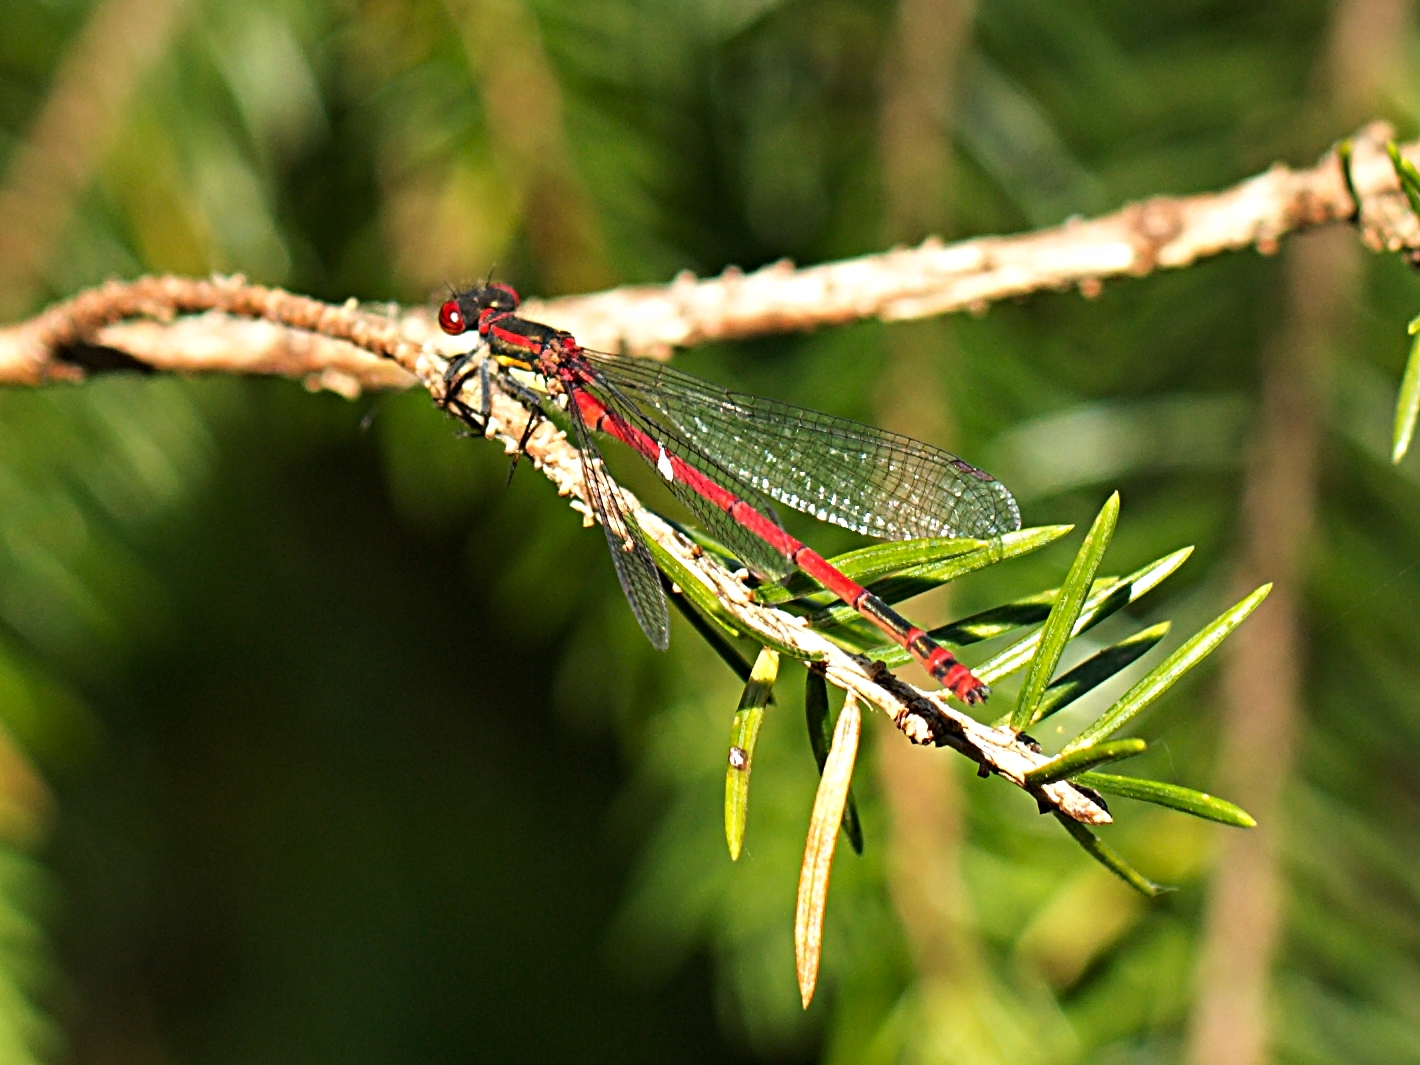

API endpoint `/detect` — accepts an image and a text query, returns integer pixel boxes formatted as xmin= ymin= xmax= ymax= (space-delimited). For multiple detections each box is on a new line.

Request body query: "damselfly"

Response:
xmin=437 ymin=284 xmax=1020 ymax=704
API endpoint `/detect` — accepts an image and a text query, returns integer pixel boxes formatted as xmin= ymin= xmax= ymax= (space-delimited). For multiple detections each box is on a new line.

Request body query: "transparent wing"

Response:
xmin=585 ymin=350 xmax=1021 ymax=541
xmin=567 ymin=398 xmax=671 ymax=651
xmin=584 ymin=373 xmax=797 ymax=581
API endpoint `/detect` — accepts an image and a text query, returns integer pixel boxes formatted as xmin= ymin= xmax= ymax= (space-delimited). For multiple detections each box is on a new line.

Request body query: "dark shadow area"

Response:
xmin=48 ymin=381 xmax=777 ymax=1065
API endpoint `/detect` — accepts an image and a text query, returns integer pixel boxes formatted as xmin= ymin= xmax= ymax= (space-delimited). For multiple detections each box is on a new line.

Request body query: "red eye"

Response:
xmin=438 ymin=299 xmax=466 ymax=335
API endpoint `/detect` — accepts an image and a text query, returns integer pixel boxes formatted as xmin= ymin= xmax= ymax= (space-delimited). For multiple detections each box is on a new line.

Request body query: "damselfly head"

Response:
xmin=440 ymin=284 xmax=521 ymax=336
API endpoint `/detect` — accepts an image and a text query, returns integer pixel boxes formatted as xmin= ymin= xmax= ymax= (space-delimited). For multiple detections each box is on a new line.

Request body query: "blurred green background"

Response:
xmin=1 ymin=0 xmax=1419 ymax=1062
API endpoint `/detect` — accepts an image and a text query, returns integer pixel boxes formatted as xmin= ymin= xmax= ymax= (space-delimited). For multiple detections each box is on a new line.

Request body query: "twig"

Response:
xmin=0 ymin=274 xmax=428 ymax=388
xmin=524 ymin=121 xmax=1417 ymax=357
xmin=2 ymin=122 xmax=1413 ymax=388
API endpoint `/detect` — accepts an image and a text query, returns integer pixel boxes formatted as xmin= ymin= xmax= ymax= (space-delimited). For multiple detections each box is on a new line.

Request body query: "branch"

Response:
xmin=0 ymin=274 xmax=428 ymax=389
xmin=526 ymin=120 xmax=1417 ymax=356
xmin=2 ymin=121 xmax=1413 ymax=388
xmin=4 ymin=121 xmax=1412 ymax=825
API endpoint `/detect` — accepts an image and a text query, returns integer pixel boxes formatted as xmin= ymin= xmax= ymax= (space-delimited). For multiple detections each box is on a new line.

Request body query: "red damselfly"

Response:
xmin=437 ymin=284 xmax=1020 ymax=704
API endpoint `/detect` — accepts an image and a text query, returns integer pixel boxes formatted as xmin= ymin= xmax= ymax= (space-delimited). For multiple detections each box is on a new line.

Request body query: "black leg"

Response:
xmin=478 ymin=358 xmax=492 ymax=423
xmin=441 ymin=352 xmax=491 ymax=434
xmin=507 ymin=407 xmax=543 ymax=484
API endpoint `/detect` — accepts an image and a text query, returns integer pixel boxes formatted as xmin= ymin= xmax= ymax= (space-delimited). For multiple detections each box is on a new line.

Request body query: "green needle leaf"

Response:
xmin=974 ymin=546 xmax=1193 ymax=687
xmin=1393 ymin=325 xmax=1420 ymax=463
xmin=856 ymin=526 xmax=1073 ymax=605
xmin=863 ymin=573 xmax=1130 ymax=666
xmin=1064 ymin=583 xmax=1272 ymax=753
xmin=1054 ymin=813 xmax=1173 ymax=897
xmin=1075 ymin=772 xmax=1256 ymax=827
xmin=1025 ymin=738 xmax=1147 ymax=786
xmin=1388 ymin=141 xmax=1420 ymax=219
xmin=1027 ymin=621 xmax=1171 ymax=726
xmin=644 ymin=533 xmax=811 ymax=661
xmin=1338 ymin=138 xmax=1360 ymax=218
xmin=725 ymin=647 xmax=780 ymax=861
xmin=1011 ymin=493 xmax=1119 ymax=732
xmin=642 ymin=532 xmax=742 ymax=637
xmin=805 ymin=669 xmax=863 ymax=854
xmin=934 ymin=591 xmax=1055 ymax=646
xmin=662 ymin=518 xmax=747 ymax=571
xmin=766 ymin=526 xmax=1071 ymax=610
xmin=663 ymin=576 xmax=756 ymax=683
xmin=761 ymin=537 xmax=984 ymax=604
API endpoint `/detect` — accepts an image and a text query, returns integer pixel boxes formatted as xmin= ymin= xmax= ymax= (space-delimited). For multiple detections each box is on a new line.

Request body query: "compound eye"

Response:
xmin=438 ymin=299 xmax=466 ymax=335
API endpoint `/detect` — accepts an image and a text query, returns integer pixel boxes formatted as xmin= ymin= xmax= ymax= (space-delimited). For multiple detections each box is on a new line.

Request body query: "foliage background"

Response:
xmin=0 ymin=0 xmax=1417 ymax=1062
